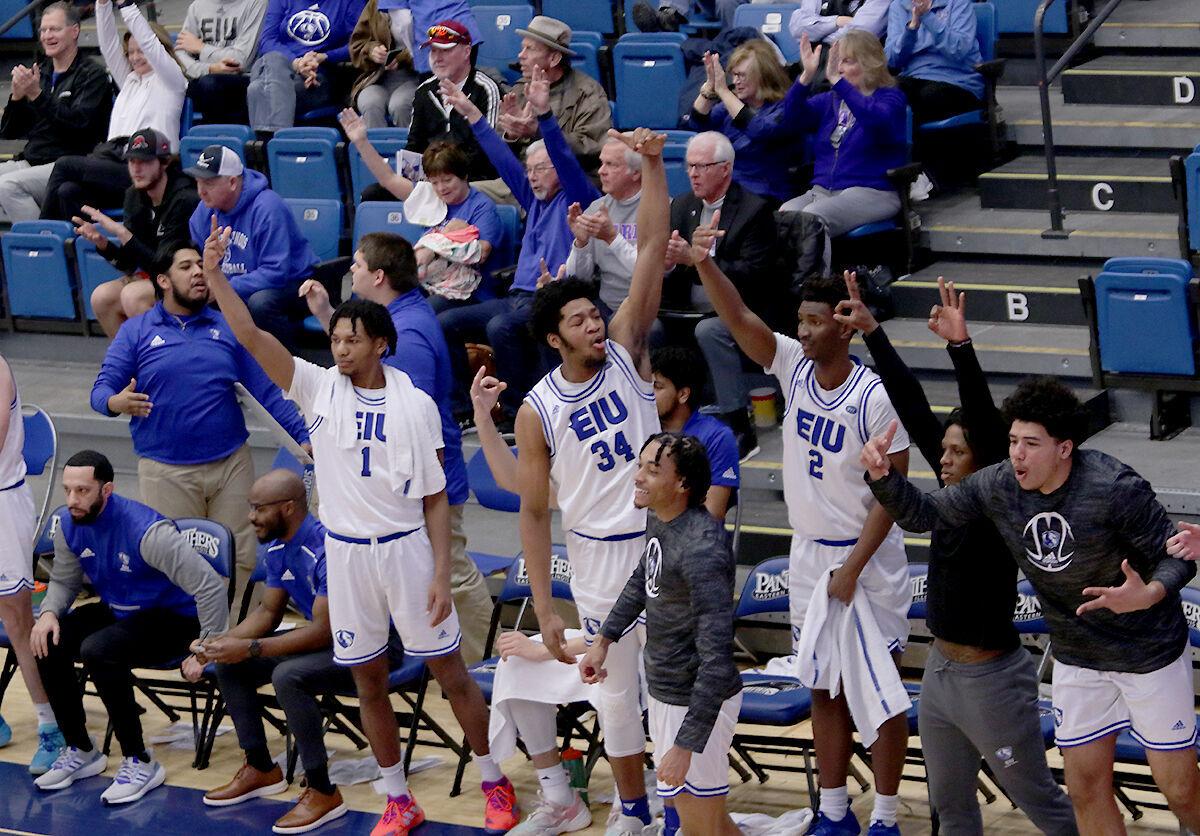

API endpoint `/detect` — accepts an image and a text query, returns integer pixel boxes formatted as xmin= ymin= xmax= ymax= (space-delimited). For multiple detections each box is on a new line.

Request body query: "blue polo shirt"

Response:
xmin=385 ymin=290 xmax=469 ymax=505
xmin=444 ymin=187 xmax=503 ymax=297
xmin=683 ymin=410 xmax=740 ymax=488
xmin=263 ymin=514 xmax=327 ymax=622
xmin=90 ymin=304 xmax=309 ymax=465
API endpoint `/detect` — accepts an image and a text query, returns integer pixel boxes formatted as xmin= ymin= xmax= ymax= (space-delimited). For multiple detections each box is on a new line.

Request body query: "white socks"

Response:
xmin=536 ymin=764 xmax=574 ymax=806
xmin=379 ymin=760 xmax=409 ymax=798
xmin=33 ymin=703 xmax=55 ymax=727
xmin=872 ymin=793 xmax=900 ymax=827
xmin=473 ymin=753 xmax=503 ymax=784
xmin=820 ymin=785 xmax=850 ymax=821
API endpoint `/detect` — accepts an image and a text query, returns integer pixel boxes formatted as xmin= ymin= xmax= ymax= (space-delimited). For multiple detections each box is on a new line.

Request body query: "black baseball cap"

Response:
xmin=124 ymin=128 xmax=171 ymax=161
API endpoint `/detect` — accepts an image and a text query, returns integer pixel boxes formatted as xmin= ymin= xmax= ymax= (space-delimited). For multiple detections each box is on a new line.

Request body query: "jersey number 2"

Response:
xmin=808 ymin=449 xmax=824 ymax=480
xmin=591 ymin=431 xmax=634 ymax=472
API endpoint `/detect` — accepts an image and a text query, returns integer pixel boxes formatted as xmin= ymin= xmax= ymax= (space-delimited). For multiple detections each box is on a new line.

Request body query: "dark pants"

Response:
xmin=188 ymin=74 xmax=252 ymax=126
xmin=40 ymin=153 xmax=130 ymax=221
xmin=246 ymin=285 xmax=308 ymax=353
xmin=36 ymin=602 xmax=200 ymax=756
xmin=898 ymin=76 xmax=982 ymax=125
xmin=439 ymin=291 xmax=538 ymax=417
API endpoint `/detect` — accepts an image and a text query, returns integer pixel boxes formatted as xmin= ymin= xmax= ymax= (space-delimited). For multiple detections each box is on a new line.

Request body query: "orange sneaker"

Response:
xmin=370 ymin=794 xmax=425 ymax=836
xmin=483 ymin=778 xmax=520 ymax=833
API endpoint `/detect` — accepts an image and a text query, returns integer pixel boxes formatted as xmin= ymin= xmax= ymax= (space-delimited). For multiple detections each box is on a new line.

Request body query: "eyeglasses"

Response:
xmin=248 ymin=498 xmax=299 ymax=512
xmin=526 ymin=163 xmax=555 ymax=175
xmin=686 ymin=161 xmax=727 ymax=172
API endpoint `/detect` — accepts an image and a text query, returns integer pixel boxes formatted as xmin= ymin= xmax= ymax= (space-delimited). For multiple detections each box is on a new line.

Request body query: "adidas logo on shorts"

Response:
xmin=1173 ymin=720 xmax=1187 ymax=731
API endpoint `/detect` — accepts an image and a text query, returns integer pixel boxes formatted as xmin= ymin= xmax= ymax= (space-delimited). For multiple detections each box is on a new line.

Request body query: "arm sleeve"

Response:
xmin=779 ymin=79 xmax=823 ymax=134
xmin=540 ymin=111 xmax=600 ymax=207
xmin=564 ymin=239 xmax=596 ymax=279
xmin=175 ymin=7 xmax=206 ymax=78
xmin=14 ymin=62 xmax=113 ymax=139
xmin=832 ymin=78 xmax=905 ymax=139
xmin=285 ymin=356 xmax=322 ymax=415
xmin=471 ymin=118 xmax=534 ymax=210
xmin=736 ymin=98 xmax=799 ymax=142
xmin=920 ymin=0 xmax=979 ymax=63
xmin=227 ymin=203 xmax=298 ymax=297
xmin=686 ymin=104 xmax=719 ymax=132
xmin=601 ymin=560 xmax=646 ymax=643
xmin=716 ymin=201 xmax=776 ymax=294
xmin=348 ymin=5 xmax=381 ymax=70
xmin=707 ymin=425 xmax=740 ymax=488
xmin=675 ymin=542 xmax=740 ymax=752
xmin=42 ymin=526 xmax=84 ymax=617
xmin=469 ymin=199 xmax=502 ymax=249
xmin=862 ymin=328 xmax=943 ymax=478
xmin=97 ymin=1 xmax=131 ymax=86
xmin=846 ymin=0 xmax=890 ymax=37
xmin=946 ymin=340 xmax=1008 ymax=467
xmin=868 ymin=466 xmax=992 ymax=533
xmin=90 ymin=325 xmax=139 ymax=416
xmin=602 ymin=233 xmax=637 ymax=277
xmin=236 ymin=344 xmax=310 ymax=444
xmin=384 ymin=331 xmax=437 ymax=396
xmin=107 ymin=190 xmax=145 ymax=273
xmin=559 ymin=77 xmax=611 ymax=160
xmin=140 ymin=522 xmax=230 ymax=637
xmin=320 ymin=6 xmax=357 ymax=64
xmin=791 ymin=0 xmax=838 ymax=43
xmin=885 ymin=2 xmax=917 ymax=68
xmin=121 ymin=4 xmax=187 ymax=93
xmin=1111 ymin=469 xmax=1197 ymax=595
xmin=255 ymin=0 xmax=289 ymax=57
xmin=202 ymin=0 xmax=268 ymax=66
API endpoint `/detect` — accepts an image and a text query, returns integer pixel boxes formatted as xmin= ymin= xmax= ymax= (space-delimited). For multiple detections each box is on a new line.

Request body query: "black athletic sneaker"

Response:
xmin=737 ymin=423 xmax=760 ymax=462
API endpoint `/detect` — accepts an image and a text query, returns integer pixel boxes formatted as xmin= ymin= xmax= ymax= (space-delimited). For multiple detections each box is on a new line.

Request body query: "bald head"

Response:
xmin=248 ymin=469 xmax=308 ymax=543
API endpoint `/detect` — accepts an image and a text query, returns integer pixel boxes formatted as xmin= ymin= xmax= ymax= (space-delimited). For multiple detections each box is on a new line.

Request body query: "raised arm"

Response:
xmin=339 ymin=108 xmax=414 ymax=200
xmin=445 ymin=78 xmax=534 ymax=210
xmin=607 ymin=127 xmax=669 ymax=376
xmin=121 ymin=2 xmax=186 ymax=93
xmin=96 ymin=0 xmax=131 ymax=84
xmin=690 ymin=212 xmax=778 ymax=368
xmin=202 ymin=217 xmax=295 ymax=391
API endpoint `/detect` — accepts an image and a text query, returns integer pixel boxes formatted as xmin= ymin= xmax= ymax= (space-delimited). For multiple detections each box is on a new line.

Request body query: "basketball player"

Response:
xmin=581 ymin=433 xmax=742 ymax=836
xmin=515 ymin=126 xmax=668 ymax=836
xmin=864 ymin=377 xmax=1200 ymax=834
xmin=200 ymin=218 xmax=520 ymax=836
xmin=690 ymin=218 xmax=911 ymax=836
xmin=0 ymin=353 xmax=65 ymax=774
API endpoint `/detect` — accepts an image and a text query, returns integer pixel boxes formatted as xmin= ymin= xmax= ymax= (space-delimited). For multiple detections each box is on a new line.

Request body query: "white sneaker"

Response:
xmin=510 ymin=791 xmax=592 ymax=835
xmin=34 ymin=745 xmax=108 ymax=790
xmin=606 ymin=814 xmax=658 ymax=836
xmin=100 ymin=756 xmax=166 ymax=805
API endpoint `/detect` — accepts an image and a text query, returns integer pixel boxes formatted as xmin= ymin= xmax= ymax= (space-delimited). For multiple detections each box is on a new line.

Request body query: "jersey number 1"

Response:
xmin=361 ymin=447 xmax=372 ymax=477
xmin=591 ymin=431 xmax=634 ymax=472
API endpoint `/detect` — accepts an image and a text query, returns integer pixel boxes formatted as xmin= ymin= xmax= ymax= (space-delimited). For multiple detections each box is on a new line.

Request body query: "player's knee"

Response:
xmin=1155 ymin=761 xmax=1200 ymax=809
xmin=350 ymin=664 xmax=390 ymax=702
xmin=1064 ymin=759 xmax=1112 ymax=803
xmin=597 ymin=696 xmax=645 ymax=757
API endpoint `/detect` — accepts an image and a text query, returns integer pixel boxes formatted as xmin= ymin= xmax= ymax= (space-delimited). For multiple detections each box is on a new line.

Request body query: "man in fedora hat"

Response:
xmin=499 ymin=15 xmax=610 ymax=171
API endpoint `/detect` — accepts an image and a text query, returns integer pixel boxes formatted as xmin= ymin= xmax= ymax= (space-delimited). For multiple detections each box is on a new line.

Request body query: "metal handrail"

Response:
xmin=1033 ymin=0 xmax=1128 ymax=238
xmin=0 ymin=0 xmax=46 ymax=41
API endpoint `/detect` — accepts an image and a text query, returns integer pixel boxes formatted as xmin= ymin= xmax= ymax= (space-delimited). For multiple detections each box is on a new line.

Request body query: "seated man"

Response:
xmin=189 ymin=469 xmax=375 ymax=833
xmin=440 ymin=67 xmax=599 ymax=431
xmin=175 ymin=0 xmax=267 ymax=125
xmin=186 ymin=145 xmax=318 ymax=349
xmin=31 ymin=450 xmax=229 ymax=804
xmin=77 ymin=129 xmax=199 ymax=337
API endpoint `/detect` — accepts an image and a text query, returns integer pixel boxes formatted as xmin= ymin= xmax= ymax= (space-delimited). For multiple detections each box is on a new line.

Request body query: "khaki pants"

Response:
xmin=449 ymin=503 xmax=494 ymax=664
xmin=137 ymin=446 xmax=256 ymax=616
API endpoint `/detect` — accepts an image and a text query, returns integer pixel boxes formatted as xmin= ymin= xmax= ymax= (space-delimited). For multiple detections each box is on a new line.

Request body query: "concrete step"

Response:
xmin=1062 ymin=56 xmax=1200 ymax=108
xmin=1000 ymin=86 xmax=1200 ymax=152
xmin=978 ymin=155 xmax=1176 ymax=214
xmin=919 ymin=190 xmax=1183 ymax=260
xmin=894 ymin=260 xmax=1088 ymax=326
xmin=1095 ymin=0 xmax=1200 ymax=50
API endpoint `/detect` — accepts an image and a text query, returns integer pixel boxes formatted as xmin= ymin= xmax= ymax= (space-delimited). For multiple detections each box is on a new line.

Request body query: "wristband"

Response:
xmin=701 ymin=89 xmax=719 ymax=101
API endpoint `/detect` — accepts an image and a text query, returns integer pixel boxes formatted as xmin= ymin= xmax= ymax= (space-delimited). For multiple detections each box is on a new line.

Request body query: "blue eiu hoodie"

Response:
xmin=188 ymin=169 xmax=318 ymax=299
xmin=257 ymin=0 xmax=364 ymax=63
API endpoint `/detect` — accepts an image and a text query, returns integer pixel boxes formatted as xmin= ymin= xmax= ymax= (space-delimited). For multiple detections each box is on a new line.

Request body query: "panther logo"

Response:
xmin=287 ymin=6 xmax=330 ymax=46
xmin=1022 ymin=512 xmax=1075 ymax=572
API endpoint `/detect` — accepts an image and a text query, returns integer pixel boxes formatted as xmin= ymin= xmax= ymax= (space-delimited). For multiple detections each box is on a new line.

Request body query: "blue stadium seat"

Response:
xmin=284 ymin=198 xmax=342 ymax=262
xmin=731 ymin=4 xmax=801 ymax=63
xmin=612 ymin=38 xmax=687 ymax=129
xmin=179 ymin=134 xmax=247 ymax=170
xmin=352 ymin=200 xmax=427 ymax=246
xmin=474 ymin=4 xmax=535 ymax=81
xmin=663 ymin=141 xmax=690 ymax=197
xmin=490 ymin=203 xmax=522 ymax=271
xmin=2 ymin=221 xmax=78 ymax=322
xmin=543 ymin=0 xmax=615 ymax=36
xmin=569 ymin=39 xmax=604 ymax=90
xmin=1184 ymin=151 xmax=1200 ymax=253
xmin=266 ymin=127 xmax=343 ymax=201
xmin=185 ymin=123 xmax=255 ymax=145
xmin=348 ymin=128 xmax=409 ymax=201
xmin=996 ymin=0 xmax=1067 ymax=35
xmin=74 ymin=235 xmax=123 ymax=321
xmin=1093 ymin=257 xmax=1197 ymax=376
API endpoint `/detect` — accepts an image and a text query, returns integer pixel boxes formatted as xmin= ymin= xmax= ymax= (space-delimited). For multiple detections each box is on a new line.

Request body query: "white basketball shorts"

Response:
xmin=650 ymin=691 xmax=742 ymax=798
xmin=0 ymin=483 xmax=35 ymax=597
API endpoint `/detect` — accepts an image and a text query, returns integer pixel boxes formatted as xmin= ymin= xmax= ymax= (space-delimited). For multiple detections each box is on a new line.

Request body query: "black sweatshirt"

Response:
xmin=0 ymin=53 xmax=113 ymax=165
xmin=107 ymin=168 xmax=199 ymax=275
xmin=863 ymin=331 xmax=1019 ymax=651
xmin=601 ymin=507 xmax=742 ymax=752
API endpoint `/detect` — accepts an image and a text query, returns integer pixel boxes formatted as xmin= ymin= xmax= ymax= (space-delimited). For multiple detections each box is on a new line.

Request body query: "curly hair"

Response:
xmin=529 ymin=276 xmax=596 ymax=345
xmin=640 ymin=432 xmax=711 ymax=509
xmin=799 ymin=273 xmax=849 ymax=312
xmin=329 ymin=298 xmax=398 ymax=359
xmin=1001 ymin=376 xmax=1087 ymax=447
xmin=651 ymin=346 xmax=705 ymax=402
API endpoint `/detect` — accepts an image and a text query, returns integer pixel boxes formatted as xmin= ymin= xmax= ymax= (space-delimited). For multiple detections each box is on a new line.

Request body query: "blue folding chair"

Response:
xmin=2 ymin=220 xmax=80 ymax=326
xmin=21 ymin=405 xmax=58 ymax=538
xmin=284 ymin=197 xmax=343 ymax=262
xmin=353 ymin=200 xmax=428 ymax=246
xmin=348 ymin=128 xmax=409 ymax=201
xmin=731 ymin=4 xmax=802 ymax=63
xmin=474 ymin=4 xmax=535 ymax=81
xmin=267 ymin=127 xmax=344 ymax=201
xmin=1093 ymin=258 xmax=1197 ymax=376
xmin=612 ymin=37 xmax=687 ymax=128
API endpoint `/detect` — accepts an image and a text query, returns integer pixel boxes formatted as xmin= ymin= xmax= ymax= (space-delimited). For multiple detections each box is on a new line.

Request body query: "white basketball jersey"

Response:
xmin=768 ymin=334 xmax=910 ymax=540
xmin=525 ymin=339 xmax=660 ymax=538
xmin=0 ymin=357 xmax=26 ymax=490
xmin=288 ymin=358 xmax=442 ymax=537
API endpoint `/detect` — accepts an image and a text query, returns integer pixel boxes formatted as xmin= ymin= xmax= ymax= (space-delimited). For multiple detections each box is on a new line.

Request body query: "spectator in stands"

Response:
xmin=651 ymin=346 xmax=739 ymax=522
xmin=188 ymin=469 xmax=359 ymax=832
xmin=685 ymin=40 xmax=804 ymax=205
xmin=440 ymin=66 xmax=600 ymax=431
xmin=174 ymin=0 xmax=267 ymax=126
xmin=884 ymin=0 xmax=982 ymax=125
xmin=39 ymin=0 xmax=186 ymax=223
xmin=298 ymin=232 xmax=497 ymax=663
xmin=31 ymin=450 xmax=228 ymax=803
xmin=245 ymin=0 xmax=361 ymax=134
xmin=75 ymin=129 xmax=200 ymax=338
xmin=790 ymin=0 xmax=889 ymax=90
xmin=340 ymin=109 xmax=502 ymax=313
xmin=667 ymin=131 xmax=776 ymax=459
xmin=349 ymin=0 xmax=420 ymax=129
xmin=90 ymin=244 xmax=310 ymax=607
xmin=564 ymin=137 xmax=642 ymax=317
xmin=0 ymin=2 xmax=112 ymax=222
xmin=499 ymin=16 xmax=611 ymax=172
xmin=406 ymin=20 xmax=506 ymax=203
xmin=186 ymin=145 xmax=319 ymax=348
xmin=778 ymin=33 xmax=907 ymax=268
xmin=630 ymin=0 xmax=688 ymax=33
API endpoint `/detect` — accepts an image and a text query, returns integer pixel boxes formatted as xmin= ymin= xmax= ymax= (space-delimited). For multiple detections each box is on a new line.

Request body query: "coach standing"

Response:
xmin=91 ymin=244 xmax=310 ymax=606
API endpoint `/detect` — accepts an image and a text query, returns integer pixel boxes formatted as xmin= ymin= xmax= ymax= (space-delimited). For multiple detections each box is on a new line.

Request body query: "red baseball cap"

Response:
xmin=422 ymin=20 xmax=472 ymax=49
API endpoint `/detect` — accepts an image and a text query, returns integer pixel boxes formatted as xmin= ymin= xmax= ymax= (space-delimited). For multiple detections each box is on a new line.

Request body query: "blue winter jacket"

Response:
xmin=885 ymin=0 xmax=984 ymax=100
xmin=257 ymin=0 xmax=364 ymax=63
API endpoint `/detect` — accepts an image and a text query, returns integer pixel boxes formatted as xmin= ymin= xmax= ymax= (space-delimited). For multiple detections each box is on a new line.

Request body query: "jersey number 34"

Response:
xmin=591 ymin=431 xmax=635 ymax=472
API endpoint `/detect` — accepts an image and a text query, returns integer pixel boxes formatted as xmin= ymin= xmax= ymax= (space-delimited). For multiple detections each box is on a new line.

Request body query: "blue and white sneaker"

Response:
xmin=100 ymin=756 xmax=166 ymax=805
xmin=807 ymin=811 xmax=862 ymax=835
xmin=34 ymin=745 xmax=108 ymax=790
xmin=0 ymin=714 xmax=11 ymax=747
xmin=867 ymin=822 xmax=900 ymax=836
xmin=29 ymin=724 xmax=66 ymax=775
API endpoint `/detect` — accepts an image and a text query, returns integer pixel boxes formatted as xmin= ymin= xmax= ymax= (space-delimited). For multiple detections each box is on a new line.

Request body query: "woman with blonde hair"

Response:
xmin=685 ymin=37 xmax=806 ymax=204
xmin=778 ymin=30 xmax=908 ymax=269
xmin=40 ymin=0 xmax=186 ymax=220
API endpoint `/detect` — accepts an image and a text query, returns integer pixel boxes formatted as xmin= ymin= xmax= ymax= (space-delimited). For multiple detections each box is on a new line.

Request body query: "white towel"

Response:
xmin=488 ymin=630 xmax=597 ymax=762
xmin=795 ymin=565 xmax=911 ymax=748
xmin=309 ymin=364 xmax=445 ymax=501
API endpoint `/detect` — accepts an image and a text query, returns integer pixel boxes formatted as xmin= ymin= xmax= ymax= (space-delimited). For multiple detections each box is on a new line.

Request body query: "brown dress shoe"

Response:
xmin=272 ymin=786 xmax=349 ymax=834
xmin=203 ymin=761 xmax=288 ymax=807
